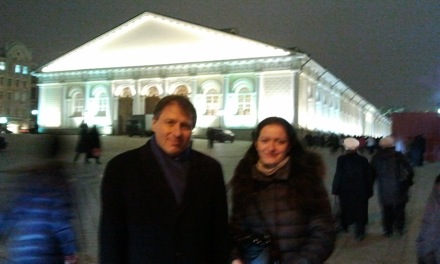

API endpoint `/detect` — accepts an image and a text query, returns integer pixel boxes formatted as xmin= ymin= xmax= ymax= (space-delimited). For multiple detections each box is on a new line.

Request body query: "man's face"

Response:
xmin=152 ymin=102 xmax=194 ymax=157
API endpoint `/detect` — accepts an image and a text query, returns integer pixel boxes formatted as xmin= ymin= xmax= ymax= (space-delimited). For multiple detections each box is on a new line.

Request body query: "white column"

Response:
xmin=132 ymin=80 xmax=141 ymax=114
xmin=292 ymin=70 xmax=300 ymax=126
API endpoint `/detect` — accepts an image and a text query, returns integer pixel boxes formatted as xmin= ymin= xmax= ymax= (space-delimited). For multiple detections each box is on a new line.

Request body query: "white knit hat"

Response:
xmin=379 ymin=136 xmax=395 ymax=148
xmin=343 ymin=137 xmax=360 ymax=150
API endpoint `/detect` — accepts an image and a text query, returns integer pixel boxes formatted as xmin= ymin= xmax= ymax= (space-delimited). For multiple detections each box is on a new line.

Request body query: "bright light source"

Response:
xmin=0 ymin=117 xmax=7 ymax=124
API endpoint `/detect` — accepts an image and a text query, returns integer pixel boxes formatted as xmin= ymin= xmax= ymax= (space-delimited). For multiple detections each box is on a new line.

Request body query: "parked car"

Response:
xmin=207 ymin=127 xmax=235 ymax=143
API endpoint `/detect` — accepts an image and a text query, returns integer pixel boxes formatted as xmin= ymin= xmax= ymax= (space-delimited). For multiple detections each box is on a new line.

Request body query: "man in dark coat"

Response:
xmin=73 ymin=121 xmax=88 ymax=162
xmin=85 ymin=125 xmax=101 ymax=164
xmin=99 ymin=95 xmax=230 ymax=264
xmin=370 ymin=136 xmax=414 ymax=237
xmin=332 ymin=137 xmax=373 ymax=241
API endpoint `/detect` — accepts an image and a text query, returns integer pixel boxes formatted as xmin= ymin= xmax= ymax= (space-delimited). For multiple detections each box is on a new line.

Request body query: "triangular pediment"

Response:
xmin=40 ymin=12 xmax=290 ymax=72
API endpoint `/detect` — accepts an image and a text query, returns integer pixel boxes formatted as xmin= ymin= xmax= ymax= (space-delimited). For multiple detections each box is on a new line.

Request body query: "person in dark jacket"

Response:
xmin=230 ymin=117 xmax=335 ymax=264
xmin=370 ymin=136 xmax=414 ymax=237
xmin=332 ymin=137 xmax=373 ymax=241
xmin=416 ymin=174 xmax=440 ymax=263
xmin=73 ymin=121 xmax=88 ymax=163
xmin=85 ymin=125 xmax=101 ymax=164
xmin=99 ymin=95 xmax=230 ymax=264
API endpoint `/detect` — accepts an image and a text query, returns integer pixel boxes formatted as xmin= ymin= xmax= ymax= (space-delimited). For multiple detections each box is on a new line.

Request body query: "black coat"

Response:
xmin=332 ymin=151 xmax=373 ymax=200
xmin=99 ymin=141 xmax=230 ymax=264
xmin=370 ymin=148 xmax=414 ymax=205
xmin=230 ymin=152 xmax=335 ymax=263
xmin=332 ymin=151 xmax=373 ymax=226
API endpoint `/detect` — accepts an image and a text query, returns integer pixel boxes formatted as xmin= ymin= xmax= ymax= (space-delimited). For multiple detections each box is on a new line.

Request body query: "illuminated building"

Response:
xmin=0 ymin=42 xmax=37 ymax=133
xmin=32 ymin=12 xmax=390 ymax=137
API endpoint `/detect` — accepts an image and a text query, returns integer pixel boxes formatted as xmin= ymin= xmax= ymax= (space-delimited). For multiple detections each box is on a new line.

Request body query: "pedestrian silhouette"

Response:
xmin=73 ymin=121 xmax=88 ymax=163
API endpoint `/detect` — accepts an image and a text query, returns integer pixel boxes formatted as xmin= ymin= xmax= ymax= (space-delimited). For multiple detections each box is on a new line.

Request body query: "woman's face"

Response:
xmin=255 ymin=124 xmax=290 ymax=168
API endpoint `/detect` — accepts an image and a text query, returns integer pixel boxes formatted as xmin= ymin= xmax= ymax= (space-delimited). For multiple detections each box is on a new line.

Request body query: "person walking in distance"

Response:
xmin=332 ymin=137 xmax=373 ymax=241
xmin=85 ymin=125 xmax=102 ymax=164
xmin=370 ymin=136 xmax=414 ymax=237
xmin=73 ymin=121 xmax=88 ymax=163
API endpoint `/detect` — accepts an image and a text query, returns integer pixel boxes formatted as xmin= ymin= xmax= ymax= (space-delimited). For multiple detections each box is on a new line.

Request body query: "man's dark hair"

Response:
xmin=153 ymin=95 xmax=197 ymax=128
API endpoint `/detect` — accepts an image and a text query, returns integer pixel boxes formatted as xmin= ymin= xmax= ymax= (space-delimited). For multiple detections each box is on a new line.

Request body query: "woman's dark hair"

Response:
xmin=231 ymin=117 xmax=327 ymax=216
xmin=153 ymin=95 xmax=197 ymax=128
xmin=243 ymin=117 xmax=305 ymax=165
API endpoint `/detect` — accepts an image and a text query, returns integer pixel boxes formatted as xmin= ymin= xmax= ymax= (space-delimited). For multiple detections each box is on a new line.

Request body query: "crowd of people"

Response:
xmin=332 ymin=136 xmax=415 ymax=241
xmin=0 ymin=95 xmax=436 ymax=263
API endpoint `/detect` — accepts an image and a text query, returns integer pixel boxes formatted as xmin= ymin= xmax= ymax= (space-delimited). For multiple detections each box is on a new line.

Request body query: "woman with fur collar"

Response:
xmin=229 ymin=117 xmax=335 ymax=264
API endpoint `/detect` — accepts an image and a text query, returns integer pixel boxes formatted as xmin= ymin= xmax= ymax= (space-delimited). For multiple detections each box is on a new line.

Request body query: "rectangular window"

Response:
xmin=15 ymin=65 xmax=21 ymax=73
xmin=237 ymin=94 xmax=252 ymax=115
xmin=205 ymin=94 xmax=220 ymax=116
xmin=22 ymin=66 xmax=28 ymax=74
xmin=96 ymin=97 xmax=108 ymax=116
xmin=0 ymin=62 xmax=5 ymax=71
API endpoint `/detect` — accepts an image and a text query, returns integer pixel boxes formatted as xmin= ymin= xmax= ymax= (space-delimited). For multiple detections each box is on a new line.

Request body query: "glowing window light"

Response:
xmin=42 ymin=12 xmax=290 ymax=73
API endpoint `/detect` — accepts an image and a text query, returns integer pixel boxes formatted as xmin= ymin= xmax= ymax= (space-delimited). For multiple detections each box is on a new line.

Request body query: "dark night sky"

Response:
xmin=1 ymin=0 xmax=439 ymax=112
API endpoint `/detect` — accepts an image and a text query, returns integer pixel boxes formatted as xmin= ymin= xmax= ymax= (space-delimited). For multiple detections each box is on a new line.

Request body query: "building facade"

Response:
xmin=0 ymin=42 xmax=37 ymax=133
xmin=33 ymin=12 xmax=390 ymax=138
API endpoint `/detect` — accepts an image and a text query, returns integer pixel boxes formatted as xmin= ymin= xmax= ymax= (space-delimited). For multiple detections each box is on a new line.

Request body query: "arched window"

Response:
xmin=121 ymin=87 xmax=132 ymax=98
xmin=147 ymin=86 xmax=159 ymax=97
xmin=237 ymin=87 xmax=251 ymax=115
xmin=91 ymin=87 xmax=109 ymax=117
xmin=201 ymin=80 xmax=222 ymax=116
xmin=205 ymin=89 xmax=220 ymax=115
xmin=71 ymin=92 xmax=84 ymax=117
xmin=174 ymin=85 xmax=188 ymax=96
xmin=142 ymin=85 xmax=161 ymax=114
xmin=96 ymin=92 xmax=108 ymax=117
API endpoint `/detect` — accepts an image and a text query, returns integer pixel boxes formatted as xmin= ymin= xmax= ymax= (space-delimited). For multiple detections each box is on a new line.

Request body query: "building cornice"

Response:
xmin=33 ymin=55 xmax=305 ymax=83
